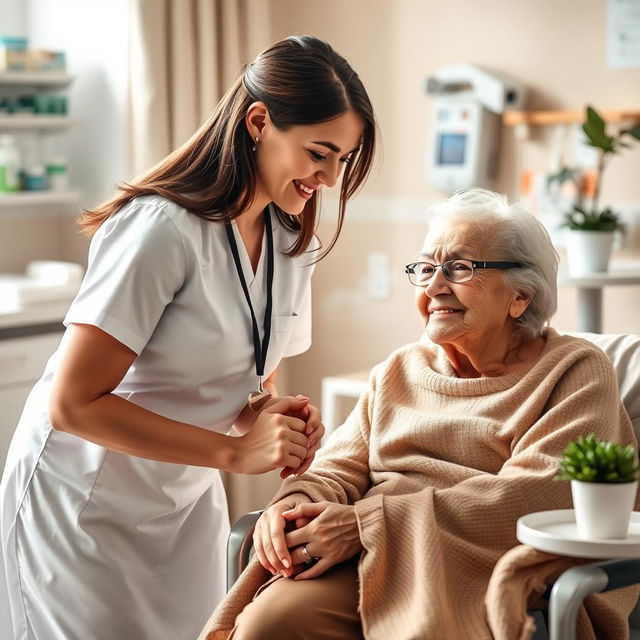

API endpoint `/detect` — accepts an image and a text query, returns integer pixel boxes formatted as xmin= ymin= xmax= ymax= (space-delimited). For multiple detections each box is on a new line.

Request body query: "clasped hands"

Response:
xmin=233 ymin=395 xmax=324 ymax=478
xmin=253 ymin=492 xmax=363 ymax=581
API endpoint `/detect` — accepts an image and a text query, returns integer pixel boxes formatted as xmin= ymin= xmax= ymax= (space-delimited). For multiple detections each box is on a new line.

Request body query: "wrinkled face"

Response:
xmin=414 ymin=219 xmax=529 ymax=347
xmin=252 ymin=109 xmax=364 ymax=215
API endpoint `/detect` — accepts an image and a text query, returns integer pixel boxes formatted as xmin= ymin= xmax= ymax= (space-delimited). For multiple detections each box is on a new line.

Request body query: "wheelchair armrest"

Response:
xmin=549 ymin=558 xmax=640 ymax=640
xmin=227 ymin=510 xmax=263 ymax=592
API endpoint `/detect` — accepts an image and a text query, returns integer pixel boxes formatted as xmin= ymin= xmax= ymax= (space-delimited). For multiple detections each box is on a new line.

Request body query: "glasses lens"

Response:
xmin=442 ymin=260 xmax=474 ymax=283
xmin=409 ymin=262 xmax=435 ymax=285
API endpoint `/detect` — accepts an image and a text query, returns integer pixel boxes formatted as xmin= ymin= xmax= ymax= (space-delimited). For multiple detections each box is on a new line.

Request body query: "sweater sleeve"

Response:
xmin=353 ymin=348 xmax=638 ymax=640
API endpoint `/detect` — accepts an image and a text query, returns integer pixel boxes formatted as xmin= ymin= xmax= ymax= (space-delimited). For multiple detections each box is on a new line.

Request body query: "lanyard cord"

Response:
xmin=225 ymin=208 xmax=274 ymax=383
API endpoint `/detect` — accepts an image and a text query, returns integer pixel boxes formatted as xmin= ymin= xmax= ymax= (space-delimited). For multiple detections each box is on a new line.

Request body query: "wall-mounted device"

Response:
xmin=424 ymin=64 xmax=527 ymax=193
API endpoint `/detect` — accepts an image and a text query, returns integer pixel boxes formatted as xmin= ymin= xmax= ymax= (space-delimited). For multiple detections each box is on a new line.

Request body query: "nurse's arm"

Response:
xmin=48 ymin=324 xmax=307 ymax=474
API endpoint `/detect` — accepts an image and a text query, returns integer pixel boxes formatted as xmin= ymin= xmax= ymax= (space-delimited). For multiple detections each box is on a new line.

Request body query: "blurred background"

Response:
xmin=1 ymin=0 xmax=639 ymax=518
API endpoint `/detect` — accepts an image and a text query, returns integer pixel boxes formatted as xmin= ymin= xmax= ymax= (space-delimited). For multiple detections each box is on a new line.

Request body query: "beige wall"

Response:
xmin=266 ymin=0 xmax=640 ymax=408
xmin=269 ymin=0 xmax=640 ymax=201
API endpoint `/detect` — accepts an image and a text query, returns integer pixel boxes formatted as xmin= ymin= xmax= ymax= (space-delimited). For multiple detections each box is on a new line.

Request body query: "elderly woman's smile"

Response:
xmin=412 ymin=217 xmax=544 ymax=378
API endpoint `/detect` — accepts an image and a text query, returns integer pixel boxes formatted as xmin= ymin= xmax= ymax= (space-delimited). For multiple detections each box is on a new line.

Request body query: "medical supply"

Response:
xmin=23 ymin=165 xmax=47 ymax=191
xmin=424 ymin=64 xmax=527 ymax=193
xmin=46 ymin=156 xmax=69 ymax=191
xmin=33 ymin=94 xmax=68 ymax=115
xmin=0 ymin=134 xmax=21 ymax=193
xmin=0 ymin=36 xmax=28 ymax=72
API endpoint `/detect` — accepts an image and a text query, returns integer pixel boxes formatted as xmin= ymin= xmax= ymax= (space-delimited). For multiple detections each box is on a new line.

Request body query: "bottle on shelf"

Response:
xmin=45 ymin=155 xmax=68 ymax=192
xmin=23 ymin=164 xmax=47 ymax=191
xmin=0 ymin=134 xmax=21 ymax=193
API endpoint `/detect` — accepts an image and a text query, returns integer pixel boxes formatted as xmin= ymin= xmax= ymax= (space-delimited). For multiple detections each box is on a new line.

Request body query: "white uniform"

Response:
xmin=0 ymin=196 xmax=314 ymax=640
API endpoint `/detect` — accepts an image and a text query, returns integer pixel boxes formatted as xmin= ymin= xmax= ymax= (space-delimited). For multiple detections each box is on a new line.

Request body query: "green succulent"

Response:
xmin=555 ymin=433 xmax=640 ymax=483
xmin=561 ymin=205 xmax=623 ymax=232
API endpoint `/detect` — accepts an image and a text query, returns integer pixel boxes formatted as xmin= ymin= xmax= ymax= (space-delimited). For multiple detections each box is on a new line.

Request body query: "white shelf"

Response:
xmin=0 ymin=115 xmax=77 ymax=131
xmin=0 ymin=190 xmax=80 ymax=208
xmin=558 ymin=261 xmax=640 ymax=287
xmin=0 ymin=72 xmax=74 ymax=88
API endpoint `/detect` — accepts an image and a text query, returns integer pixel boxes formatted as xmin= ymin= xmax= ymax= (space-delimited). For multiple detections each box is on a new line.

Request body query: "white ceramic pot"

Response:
xmin=571 ymin=480 xmax=638 ymax=539
xmin=564 ymin=230 xmax=615 ymax=277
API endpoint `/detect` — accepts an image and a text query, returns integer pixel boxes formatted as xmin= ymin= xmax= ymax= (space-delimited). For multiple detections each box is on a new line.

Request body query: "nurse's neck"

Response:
xmin=235 ymin=198 xmax=269 ymax=273
xmin=235 ymin=194 xmax=270 ymax=234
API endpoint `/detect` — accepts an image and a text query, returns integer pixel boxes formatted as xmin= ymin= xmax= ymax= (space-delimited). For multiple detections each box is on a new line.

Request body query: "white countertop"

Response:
xmin=0 ymin=301 xmax=69 ymax=330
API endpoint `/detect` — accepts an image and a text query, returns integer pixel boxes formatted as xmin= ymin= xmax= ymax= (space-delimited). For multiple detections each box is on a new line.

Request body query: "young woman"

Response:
xmin=0 ymin=35 xmax=376 ymax=640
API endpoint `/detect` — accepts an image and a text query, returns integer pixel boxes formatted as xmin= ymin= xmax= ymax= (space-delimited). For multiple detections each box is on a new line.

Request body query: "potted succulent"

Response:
xmin=556 ymin=433 xmax=639 ymax=539
xmin=548 ymin=106 xmax=640 ymax=277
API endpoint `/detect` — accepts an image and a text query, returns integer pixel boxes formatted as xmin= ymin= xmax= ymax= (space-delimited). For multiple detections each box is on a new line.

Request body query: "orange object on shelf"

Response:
xmin=581 ymin=171 xmax=598 ymax=197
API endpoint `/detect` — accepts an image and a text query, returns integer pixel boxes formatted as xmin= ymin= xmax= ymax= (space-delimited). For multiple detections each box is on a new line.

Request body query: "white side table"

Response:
xmin=320 ymin=370 xmax=369 ymax=439
xmin=517 ymin=509 xmax=640 ymax=640
xmin=558 ymin=261 xmax=640 ymax=333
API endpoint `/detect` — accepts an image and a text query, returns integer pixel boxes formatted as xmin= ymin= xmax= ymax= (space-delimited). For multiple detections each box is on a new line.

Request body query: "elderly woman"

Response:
xmin=200 ymin=189 xmax=638 ymax=640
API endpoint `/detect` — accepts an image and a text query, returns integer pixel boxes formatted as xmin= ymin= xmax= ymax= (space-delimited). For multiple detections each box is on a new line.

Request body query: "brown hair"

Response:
xmin=79 ymin=35 xmax=377 ymax=259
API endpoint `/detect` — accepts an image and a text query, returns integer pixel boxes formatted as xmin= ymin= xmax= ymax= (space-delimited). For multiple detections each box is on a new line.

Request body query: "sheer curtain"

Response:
xmin=127 ymin=0 xmax=271 ymax=174
xmin=127 ymin=0 xmax=283 ymax=522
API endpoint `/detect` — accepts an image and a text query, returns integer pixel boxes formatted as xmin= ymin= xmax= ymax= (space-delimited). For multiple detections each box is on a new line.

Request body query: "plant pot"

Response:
xmin=571 ymin=480 xmax=637 ymax=539
xmin=564 ymin=230 xmax=615 ymax=277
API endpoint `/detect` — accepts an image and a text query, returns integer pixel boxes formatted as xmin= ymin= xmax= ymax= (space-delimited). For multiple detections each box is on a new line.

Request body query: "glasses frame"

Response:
xmin=404 ymin=259 xmax=528 ymax=286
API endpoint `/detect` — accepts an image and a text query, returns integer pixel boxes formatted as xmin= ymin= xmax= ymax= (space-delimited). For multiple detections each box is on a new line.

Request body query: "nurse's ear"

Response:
xmin=245 ymin=102 xmax=270 ymax=142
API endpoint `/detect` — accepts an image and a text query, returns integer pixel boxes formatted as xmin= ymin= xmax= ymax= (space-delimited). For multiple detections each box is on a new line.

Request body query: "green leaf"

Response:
xmin=621 ymin=123 xmax=640 ymax=140
xmin=583 ymin=106 xmax=614 ymax=151
xmin=547 ymin=167 xmax=578 ymax=187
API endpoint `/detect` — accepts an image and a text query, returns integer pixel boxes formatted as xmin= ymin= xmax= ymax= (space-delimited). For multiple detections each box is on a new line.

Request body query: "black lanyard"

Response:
xmin=225 ymin=208 xmax=274 ymax=399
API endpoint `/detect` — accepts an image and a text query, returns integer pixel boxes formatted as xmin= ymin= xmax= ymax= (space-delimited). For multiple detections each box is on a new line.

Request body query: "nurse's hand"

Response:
xmin=233 ymin=397 xmax=309 ymax=474
xmin=280 ymin=402 xmax=325 ymax=479
xmin=253 ymin=492 xmax=314 ymax=577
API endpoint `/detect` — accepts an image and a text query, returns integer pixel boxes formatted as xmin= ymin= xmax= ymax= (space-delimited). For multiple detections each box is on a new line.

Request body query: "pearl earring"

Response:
xmin=251 ymin=136 xmax=260 ymax=151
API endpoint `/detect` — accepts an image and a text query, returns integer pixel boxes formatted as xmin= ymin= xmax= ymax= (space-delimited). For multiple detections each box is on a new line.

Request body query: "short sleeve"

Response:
xmin=64 ymin=201 xmax=186 ymax=355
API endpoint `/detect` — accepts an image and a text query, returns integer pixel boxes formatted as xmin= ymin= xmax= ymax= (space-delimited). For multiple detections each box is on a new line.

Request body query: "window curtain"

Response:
xmin=126 ymin=0 xmax=283 ymax=522
xmin=127 ymin=0 xmax=271 ymax=175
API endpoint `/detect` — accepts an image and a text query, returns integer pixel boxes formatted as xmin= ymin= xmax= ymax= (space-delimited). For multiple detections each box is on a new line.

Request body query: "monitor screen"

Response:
xmin=437 ymin=133 xmax=466 ymax=165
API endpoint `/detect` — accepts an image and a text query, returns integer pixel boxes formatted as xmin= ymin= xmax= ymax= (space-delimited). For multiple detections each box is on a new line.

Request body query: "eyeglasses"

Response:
xmin=404 ymin=259 xmax=528 ymax=286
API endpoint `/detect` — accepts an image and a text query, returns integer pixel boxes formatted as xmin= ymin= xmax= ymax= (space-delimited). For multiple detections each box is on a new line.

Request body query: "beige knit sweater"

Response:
xmin=200 ymin=329 xmax=639 ymax=640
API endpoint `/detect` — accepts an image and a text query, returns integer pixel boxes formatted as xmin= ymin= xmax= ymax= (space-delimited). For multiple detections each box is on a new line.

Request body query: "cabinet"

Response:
xmin=0 ymin=71 xmax=79 ymax=214
xmin=0 ymin=330 xmax=63 ymax=475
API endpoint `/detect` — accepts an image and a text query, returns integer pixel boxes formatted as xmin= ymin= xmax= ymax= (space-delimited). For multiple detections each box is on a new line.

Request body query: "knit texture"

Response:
xmin=487 ymin=544 xmax=638 ymax=640
xmin=199 ymin=329 xmax=638 ymax=640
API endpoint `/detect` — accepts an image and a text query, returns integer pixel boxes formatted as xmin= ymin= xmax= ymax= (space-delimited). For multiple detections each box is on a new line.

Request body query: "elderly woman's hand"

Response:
xmin=280 ymin=401 xmax=325 ymax=479
xmin=253 ymin=492 xmax=315 ymax=578
xmin=282 ymin=502 xmax=363 ymax=580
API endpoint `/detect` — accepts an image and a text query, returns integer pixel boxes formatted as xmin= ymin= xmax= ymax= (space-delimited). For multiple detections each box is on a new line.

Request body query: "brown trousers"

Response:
xmin=229 ymin=559 xmax=364 ymax=640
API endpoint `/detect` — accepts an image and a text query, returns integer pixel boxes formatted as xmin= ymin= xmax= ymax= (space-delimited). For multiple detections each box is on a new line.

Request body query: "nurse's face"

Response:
xmin=249 ymin=106 xmax=364 ymax=215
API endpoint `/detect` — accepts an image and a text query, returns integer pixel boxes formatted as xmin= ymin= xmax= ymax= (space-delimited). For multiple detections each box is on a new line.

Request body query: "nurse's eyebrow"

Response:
xmin=311 ymin=141 xmax=360 ymax=155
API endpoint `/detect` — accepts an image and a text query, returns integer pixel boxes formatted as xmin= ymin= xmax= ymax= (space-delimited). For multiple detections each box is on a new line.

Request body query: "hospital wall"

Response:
xmin=267 ymin=0 xmax=640 ymax=406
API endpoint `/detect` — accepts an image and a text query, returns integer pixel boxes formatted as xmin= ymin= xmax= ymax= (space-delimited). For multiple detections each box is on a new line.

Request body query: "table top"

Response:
xmin=517 ymin=509 xmax=640 ymax=558
xmin=558 ymin=261 xmax=640 ymax=288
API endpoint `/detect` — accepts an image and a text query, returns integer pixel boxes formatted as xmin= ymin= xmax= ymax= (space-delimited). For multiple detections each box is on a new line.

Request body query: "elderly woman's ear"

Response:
xmin=509 ymin=291 xmax=532 ymax=319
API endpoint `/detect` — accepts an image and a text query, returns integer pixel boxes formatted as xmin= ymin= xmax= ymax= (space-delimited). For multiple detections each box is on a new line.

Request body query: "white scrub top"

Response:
xmin=0 ymin=195 xmax=315 ymax=640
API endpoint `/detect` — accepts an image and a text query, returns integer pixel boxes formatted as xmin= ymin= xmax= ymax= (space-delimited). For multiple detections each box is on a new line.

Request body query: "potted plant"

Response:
xmin=556 ymin=433 xmax=639 ymax=539
xmin=548 ymin=106 xmax=640 ymax=277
